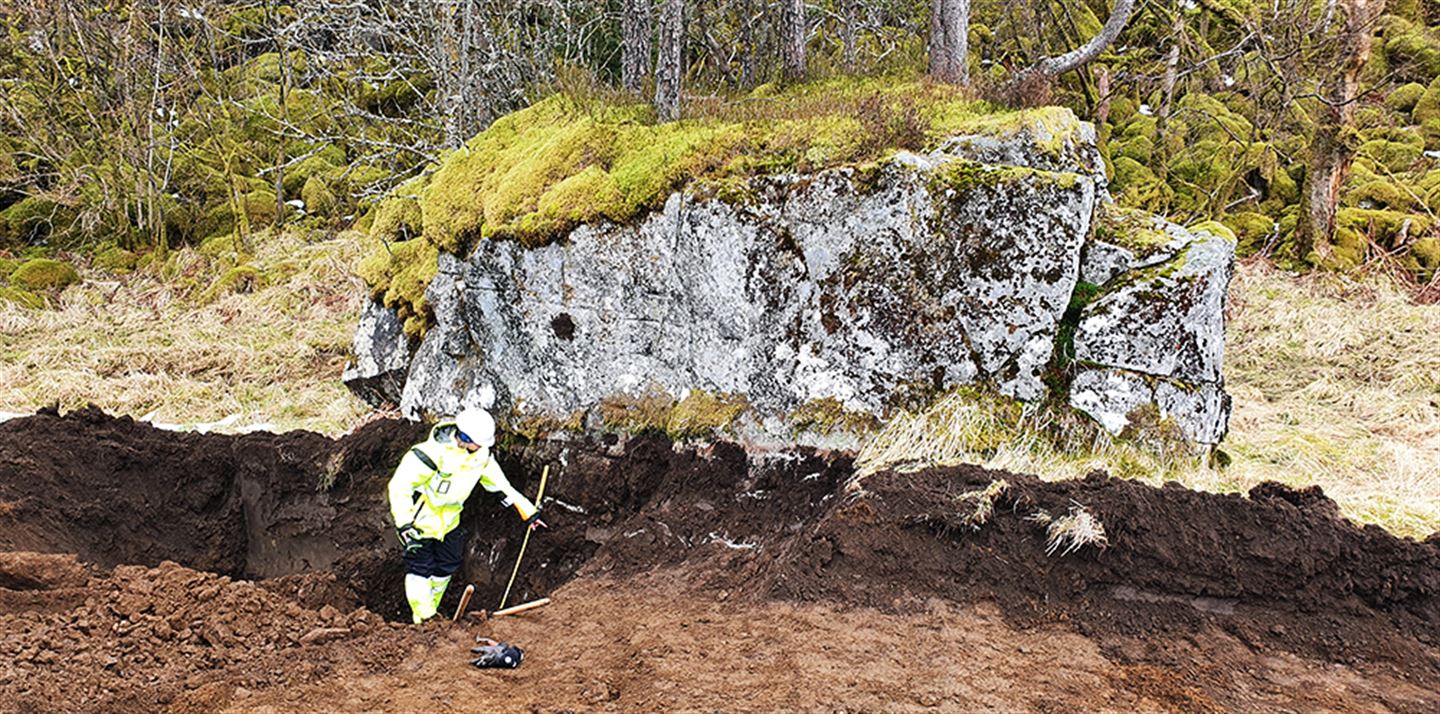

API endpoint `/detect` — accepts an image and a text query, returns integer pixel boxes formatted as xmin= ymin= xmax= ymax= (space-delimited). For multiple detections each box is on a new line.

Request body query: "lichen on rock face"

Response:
xmin=1068 ymin=222 xmax=1234 ymax=443
xmin=343 ymin=298 xmax=411 ymax=407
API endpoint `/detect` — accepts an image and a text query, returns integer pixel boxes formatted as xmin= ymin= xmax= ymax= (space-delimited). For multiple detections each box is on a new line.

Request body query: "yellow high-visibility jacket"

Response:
xmin=387 ymin=422 xmax=537 ymax=540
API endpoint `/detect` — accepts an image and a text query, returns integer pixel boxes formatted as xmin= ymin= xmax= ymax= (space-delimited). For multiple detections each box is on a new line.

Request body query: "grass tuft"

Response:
xmin=956 ymin=479 xmax=1009 ymax=528
xmin=1038 ymin=502 xmax=1109 ymax=557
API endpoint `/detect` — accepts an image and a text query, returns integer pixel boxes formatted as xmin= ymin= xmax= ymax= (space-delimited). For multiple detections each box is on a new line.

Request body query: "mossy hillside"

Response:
xmin=1103 ymin=78 xmax=1440 ymax=269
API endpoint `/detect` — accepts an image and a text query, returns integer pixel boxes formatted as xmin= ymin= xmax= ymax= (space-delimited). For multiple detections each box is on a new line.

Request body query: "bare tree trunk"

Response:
xmin=841 ymin=0 xmax=858 ymax=72
xmin=1156 ymin=8 xmax=1184 ymax=132
xmin=1015 ymin=0 xmax=1134 ymax=82
xmin=269 ymin=0 xmax=289 ymax=225
xmin=654 ymin=0 xmax=684 ymax=122
xmin=622 ymin=0 xmax=653 ymax=92
xmin=781 ymin=0 xmax=805 ymax=81
xmin=1295 ymin=0 xmax=1382 ymax=263
xmin=740 ymin=0 xmax=757 ymax=87
xmin=1094 ymin=66 xmax=1112 ymax=126
xmin=1154 ymin=6 xmax=1184 ymax=183
xmin=927 ymin=0 xmax=969 ymax=85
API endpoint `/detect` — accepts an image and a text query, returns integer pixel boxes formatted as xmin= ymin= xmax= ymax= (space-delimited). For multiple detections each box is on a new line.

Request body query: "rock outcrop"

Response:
xmin=342 ymin=299 xmax=410 ymax=407
xmin=345 ymin=108 xmax=1235 ymax=446
xmin=1069 ymin=221 xmax=1235 ymax=443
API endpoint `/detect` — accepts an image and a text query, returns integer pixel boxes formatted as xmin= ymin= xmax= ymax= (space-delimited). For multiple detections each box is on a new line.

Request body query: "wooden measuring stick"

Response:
xmin=492 ymin=597 xmax=551 ymax=618
xmin=499 ymin=465 xmax=549 ymax=610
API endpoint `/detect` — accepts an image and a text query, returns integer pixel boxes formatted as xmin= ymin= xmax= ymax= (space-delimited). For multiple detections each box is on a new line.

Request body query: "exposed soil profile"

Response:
xmin=0 ymin=406 xmax=1436 ymax=712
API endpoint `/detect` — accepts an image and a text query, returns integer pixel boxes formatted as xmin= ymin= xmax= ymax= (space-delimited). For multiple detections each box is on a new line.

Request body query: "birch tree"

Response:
xmin=927 ymin=0 xmax=969 ymax=85
xmin=655 ymin=0 xmax=685 ymax=122
xmin=622 ymin=0 xmax=653 ymax=92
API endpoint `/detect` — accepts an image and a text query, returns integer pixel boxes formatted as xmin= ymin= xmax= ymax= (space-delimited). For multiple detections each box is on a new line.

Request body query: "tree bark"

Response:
xmin=1094 ymin=66 xmax=1112 ymax=126
xmin=1295 ymin=0 xmax=1383 ymax=263
xmin=654 ymin=0 xmax=684 ymax=122
xmin=781 ymin=0 xmax=805 ymax=81
xmin=927 ymin=0 xmax=969 ymax=85
xmin=622 ymin=0 xmax=653 ymax=92
xmin=841 ymin=0 xmax=858 ymax=73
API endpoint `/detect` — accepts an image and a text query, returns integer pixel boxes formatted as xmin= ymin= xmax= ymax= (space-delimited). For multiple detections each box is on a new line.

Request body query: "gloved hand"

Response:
xmin=525 ymin=511 xmax=548 ymax=531
xmin=396 ymin=523 xmax=424 ymax=552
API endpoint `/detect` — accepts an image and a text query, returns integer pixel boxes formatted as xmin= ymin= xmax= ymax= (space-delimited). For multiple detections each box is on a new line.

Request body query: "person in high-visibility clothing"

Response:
xmin=388 ymin=407 xmax=546 ymax=623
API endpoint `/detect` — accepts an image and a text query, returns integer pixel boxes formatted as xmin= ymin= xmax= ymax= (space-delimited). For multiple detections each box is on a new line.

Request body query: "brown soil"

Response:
xmin=0 ymin=406 xmax=1436 ymax=713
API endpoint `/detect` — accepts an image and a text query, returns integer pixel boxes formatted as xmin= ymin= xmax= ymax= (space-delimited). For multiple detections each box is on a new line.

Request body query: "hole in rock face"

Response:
xmin=551 ymin=312 xmax=575 ymax=340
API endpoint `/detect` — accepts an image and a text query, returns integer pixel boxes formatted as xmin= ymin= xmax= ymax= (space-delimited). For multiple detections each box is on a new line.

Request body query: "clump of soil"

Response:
xmin=0 ymin=407 xmax=1436 ymax=712
xmin=0 ymin=559 xmax=386 ymax=710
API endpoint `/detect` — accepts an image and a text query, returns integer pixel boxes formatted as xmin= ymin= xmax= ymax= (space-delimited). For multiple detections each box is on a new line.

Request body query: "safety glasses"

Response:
xmin=457 ymin=430 xmax=476 ymax=445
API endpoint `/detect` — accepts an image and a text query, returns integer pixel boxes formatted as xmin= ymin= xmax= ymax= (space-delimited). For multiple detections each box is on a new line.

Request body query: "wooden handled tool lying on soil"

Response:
xmin=464 ymin=597 xmax=553 ymax=622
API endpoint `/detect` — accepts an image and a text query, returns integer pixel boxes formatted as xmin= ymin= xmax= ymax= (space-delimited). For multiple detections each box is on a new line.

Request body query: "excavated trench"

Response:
xmin=1 ymin=406 xmax=1437 ymax=677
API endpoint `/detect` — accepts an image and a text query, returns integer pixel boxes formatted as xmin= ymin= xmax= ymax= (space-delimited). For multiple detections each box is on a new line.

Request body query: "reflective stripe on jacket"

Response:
xmin=387 ymin=422 xmax=537 ymax=539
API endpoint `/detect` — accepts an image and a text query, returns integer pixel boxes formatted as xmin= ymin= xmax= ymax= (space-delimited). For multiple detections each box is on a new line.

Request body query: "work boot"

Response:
xmin=405 ymin=574 xmax=437 ymax=623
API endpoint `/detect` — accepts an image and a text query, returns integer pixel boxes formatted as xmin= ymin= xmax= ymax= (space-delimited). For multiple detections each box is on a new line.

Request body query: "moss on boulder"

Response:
xmin=1350 ymin=179 xmax=1419 ymax=211
xmin=1382 ymin=19 xmax=1440 ymax=83
xmin=1110 ymin=156 xmax=1172 ymax=211
xmin=355 ymin=236 xmax=438 ymax=338
xmin=369 ymin=174 xmax=428 ymax=241
xmin=301 ymin=175 xmax=339 ymax=216
xmin=94 ymin=245 xmax=139 ymax=273
xmin=666 ymin=391 xmax=750 ymax=440
xmin=0 ymin=286 xmax=43 ymax=309
xmin=1407 ymin=235 xmax=1440 ymax=279
xmin=10 ymin=258 xmax=79 ymax=291
xmin=418 ymin=79 xmax=996 ymax=252
xmin=1222 ymin=211 xmax=1275 ymax=255
xmin=1413 ymin=78 xmax=1440 ymax=124
xmin=1420 ymin=117 xmax=1440 ymax=150
xmin=1386 ymin=82 xmax=1428 ymax=114
xmin=1358 ymin=134 xmax=1424 ymax=173
xmin=200 ymin=264 xmax=263 ymax=303
xmin=0 ymin=197 xmax=72 ymax=244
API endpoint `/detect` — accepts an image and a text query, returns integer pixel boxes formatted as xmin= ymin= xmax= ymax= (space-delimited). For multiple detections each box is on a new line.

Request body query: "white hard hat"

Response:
xmin=455 ymin=408 xmax=496 ymax=448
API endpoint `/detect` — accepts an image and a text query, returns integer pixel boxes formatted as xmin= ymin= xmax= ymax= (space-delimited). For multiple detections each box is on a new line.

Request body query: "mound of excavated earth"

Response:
xmin=0 ymin=407 xmax=1436 ymax=712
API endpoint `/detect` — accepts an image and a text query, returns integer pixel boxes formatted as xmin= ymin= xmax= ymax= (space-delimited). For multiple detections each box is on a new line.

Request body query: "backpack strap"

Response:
xmin=411 ymin=447 xmax=439 ymax=472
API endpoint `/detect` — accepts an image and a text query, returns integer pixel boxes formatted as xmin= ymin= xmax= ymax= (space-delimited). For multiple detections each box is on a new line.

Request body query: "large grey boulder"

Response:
xmin=397 ymin=159 xmax=1097 ymax=431
xmin=349 ymin=106 xmax=1235 ymax=448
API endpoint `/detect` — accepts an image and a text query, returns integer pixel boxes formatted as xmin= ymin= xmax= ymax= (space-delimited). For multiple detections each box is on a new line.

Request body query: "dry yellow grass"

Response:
xmin=856 ymin=260 xmax=1440 ymax=539
xmin=0 ymin=230 xmax=372 ymax=435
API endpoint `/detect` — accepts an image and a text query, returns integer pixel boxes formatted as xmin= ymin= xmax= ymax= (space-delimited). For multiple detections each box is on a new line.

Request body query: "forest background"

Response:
xmin=4 ymin=0 xmax=1439 ymax=277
